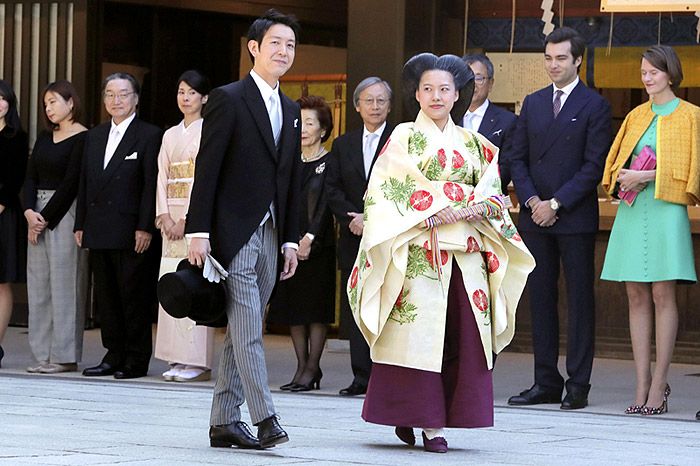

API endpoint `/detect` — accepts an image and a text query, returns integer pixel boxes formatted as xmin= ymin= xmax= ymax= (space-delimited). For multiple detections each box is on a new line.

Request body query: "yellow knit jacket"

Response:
xmin=602 ymin=99 xmax=700 ymax=206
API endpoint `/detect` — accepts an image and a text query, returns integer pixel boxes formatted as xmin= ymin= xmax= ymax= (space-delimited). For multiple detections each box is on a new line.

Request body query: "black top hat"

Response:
xmin=157 ymin=259 xmax=227 ymax=327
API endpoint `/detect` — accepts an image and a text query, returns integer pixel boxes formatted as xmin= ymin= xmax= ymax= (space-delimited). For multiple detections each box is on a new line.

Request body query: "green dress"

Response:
xmin=601 ymin=98 xmax=697 ymax=283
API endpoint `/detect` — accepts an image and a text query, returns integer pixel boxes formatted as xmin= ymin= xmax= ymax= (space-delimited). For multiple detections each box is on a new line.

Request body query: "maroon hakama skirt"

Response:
xmin=361 ymin=261 xmax=494 ymax=428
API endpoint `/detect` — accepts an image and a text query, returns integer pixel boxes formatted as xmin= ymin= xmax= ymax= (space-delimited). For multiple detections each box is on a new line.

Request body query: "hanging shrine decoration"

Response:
xmin=541 ymin=0 xmax=555 ymax=35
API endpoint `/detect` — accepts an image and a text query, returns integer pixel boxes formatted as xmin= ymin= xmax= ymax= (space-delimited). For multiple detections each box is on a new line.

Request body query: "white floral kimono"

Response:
xmin=348 ymin=111 xmax=535 ymax=373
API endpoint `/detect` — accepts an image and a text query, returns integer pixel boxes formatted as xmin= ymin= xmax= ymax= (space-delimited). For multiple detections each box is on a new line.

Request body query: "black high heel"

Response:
xmin=641 ymin=384 xmax=671 ymax=416
xmin=290 ymin=370 xmax=322 ymax=392
xmin=0 ymin=345 xmax=4 ymax=368
xmin=279 ymin=380 xmax=299 ymax=391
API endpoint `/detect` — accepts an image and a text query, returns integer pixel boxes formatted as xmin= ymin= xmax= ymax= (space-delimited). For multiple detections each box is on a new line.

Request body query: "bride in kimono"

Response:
xmin=349 ymin=53 xmax=535 ymax=453
xmin=154 ymin=70 xmax=215 ymax=382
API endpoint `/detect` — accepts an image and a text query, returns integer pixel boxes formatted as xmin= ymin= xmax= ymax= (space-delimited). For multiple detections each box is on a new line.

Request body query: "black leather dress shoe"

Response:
xmin=507 ymin=384 xmax=562 ymax=406
xmin=257 ymin=415 xmax=288 ymax=448
xmin=210 ymin=422 xmax=261 ymax=449
xmin=339 ymin=381 xmax=367 ymax=396
xmin=560 ymin=391 xmax=588 ymax=410
xmin=113 ymin=366 xmax=147 ymax=379
xmin=82 ymin=362 xmax=118 ymax=377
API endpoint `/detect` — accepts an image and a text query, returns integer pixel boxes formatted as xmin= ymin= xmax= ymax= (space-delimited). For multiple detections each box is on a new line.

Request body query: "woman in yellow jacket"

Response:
xmin=601 ymin=45 xmax=700 ymax=417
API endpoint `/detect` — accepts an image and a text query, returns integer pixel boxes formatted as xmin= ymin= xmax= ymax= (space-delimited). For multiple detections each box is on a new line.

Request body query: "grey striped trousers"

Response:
xmin=27 ymin=191 xmax=88 ymax=363
xmin=210 ymin=219 xmax=278 ymax=426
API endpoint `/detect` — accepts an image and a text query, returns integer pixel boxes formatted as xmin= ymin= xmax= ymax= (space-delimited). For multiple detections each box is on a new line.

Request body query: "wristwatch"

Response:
xmin=549 ymin=198 xmax=561 ymax=211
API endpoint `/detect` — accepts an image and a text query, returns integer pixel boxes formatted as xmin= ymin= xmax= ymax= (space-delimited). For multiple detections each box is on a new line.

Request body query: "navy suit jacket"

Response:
xmin=508 ymin=81 xmax=611 ymax=234
xmin=476 ymin=102 xmax=517 ymax=191
xmin=186 ymin=74 xmax=302 ymax=266
xmin=325 ymin=124 xmax=392 ymax=270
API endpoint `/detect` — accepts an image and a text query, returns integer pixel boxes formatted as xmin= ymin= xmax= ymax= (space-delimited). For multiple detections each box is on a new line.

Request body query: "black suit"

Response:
xmin=325 ymin=123 xmax=392 ymax=386
xmin=476 ymin=102 xmax=517 ymax=192
xmin=508 ymin=81 xmax=611 ymax=393
xmin=75 ymin=117 xmax=162 ymax=370
xmin=462 ymin=102 xmax=517 ymax=193
xmin=186 ymin=74 xmax=302 ymax=426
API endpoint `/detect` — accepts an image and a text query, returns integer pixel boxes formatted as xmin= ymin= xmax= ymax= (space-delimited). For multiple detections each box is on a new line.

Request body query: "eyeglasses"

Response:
xmin=359 ymin=98 xmax=389 ymax=107
xmin=474 ymin=76 xmax=492 ymax=85
xmin=103 ymin=91 xmax=135 ymax=101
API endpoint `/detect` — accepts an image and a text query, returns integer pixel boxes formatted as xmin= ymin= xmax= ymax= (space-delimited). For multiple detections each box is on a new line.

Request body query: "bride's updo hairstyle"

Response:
xmin=402 ymin=53 xmax=475 ymax=124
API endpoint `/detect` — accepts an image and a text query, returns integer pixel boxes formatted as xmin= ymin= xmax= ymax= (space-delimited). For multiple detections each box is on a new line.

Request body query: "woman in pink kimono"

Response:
xmin=349 ymin=54 xmax=534 ymax=453
xmin=154 ymin=70 xmax=214 ymax=382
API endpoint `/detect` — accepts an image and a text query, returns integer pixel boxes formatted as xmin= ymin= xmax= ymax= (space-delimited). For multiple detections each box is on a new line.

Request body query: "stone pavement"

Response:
xmin=1 ymin=326 xmax=700 ymax=465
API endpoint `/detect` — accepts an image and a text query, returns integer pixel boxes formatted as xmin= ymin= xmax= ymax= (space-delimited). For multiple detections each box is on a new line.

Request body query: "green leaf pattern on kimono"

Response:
xmin=408 ymin=129 xmax=428 ymax=157
xmin=424 ymin=154 xmax=443 ymax=181
xmin=389 ymin=288 xmax=418 ymax=324
xmin=380 ymin=175 xmax=416 ymax=216
xmin=405 ymin=244 xmax=438 ymax=281
xmin=363 ymin=196 xmax=375 ymax=222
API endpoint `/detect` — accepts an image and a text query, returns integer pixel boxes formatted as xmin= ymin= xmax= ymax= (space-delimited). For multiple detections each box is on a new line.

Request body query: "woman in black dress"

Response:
xmin=24 ymin=80 xmax=88 ymax=373
xmin=270 ymin=95 xmax=335 ymax=391
xmin=0 ymin=80 xmax=29 ymax=367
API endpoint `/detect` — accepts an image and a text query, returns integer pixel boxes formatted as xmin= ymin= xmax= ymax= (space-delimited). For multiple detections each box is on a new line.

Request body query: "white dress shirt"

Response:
xmin=104 ymin=112 xmax=136 ymax=168
xmin=362 ymin=122 xmax=386 ymax=178
xmin=462 ymin=99 xmax=489 ymax=132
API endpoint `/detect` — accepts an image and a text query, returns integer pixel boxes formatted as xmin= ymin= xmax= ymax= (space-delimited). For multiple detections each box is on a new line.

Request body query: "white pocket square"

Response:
xmin=571 ymin=118 xmax=577 ymax=122
xmin=294 ymin=118 xmax=299 ymax=128
xmin=125 ymin=152 xmax=138 ymax=160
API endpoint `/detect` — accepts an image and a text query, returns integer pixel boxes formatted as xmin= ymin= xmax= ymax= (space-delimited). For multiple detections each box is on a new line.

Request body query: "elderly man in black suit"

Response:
xmin=325 ymin=77 xmax=393 ymax=396
xmin=75 ymin=72 xmax=162 ymax=380
xmin=461 ymin=54 xmax=517 ymax=193
xmin=186 ymin=10 xmax=302 ymax=450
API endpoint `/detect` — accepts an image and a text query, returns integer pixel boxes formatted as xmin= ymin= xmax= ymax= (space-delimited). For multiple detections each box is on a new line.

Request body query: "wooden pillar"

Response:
xmin=346 ymin=0 xmax=406 ymax=131
xmin=346 ymin=0 xmax=464 ymax=129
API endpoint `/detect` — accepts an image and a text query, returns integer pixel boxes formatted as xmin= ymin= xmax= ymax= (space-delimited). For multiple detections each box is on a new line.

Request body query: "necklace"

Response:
xmin=301 ymin=147 xmax=327 ymax=163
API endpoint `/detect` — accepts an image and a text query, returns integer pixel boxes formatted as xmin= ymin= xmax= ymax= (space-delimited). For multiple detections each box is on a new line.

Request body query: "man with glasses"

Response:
xmin=325 ymin=77 xmax=393 ymax=396
xmin=75 ymin=72 xmax=162 ymax=379
xmin=461 ymin=54 xmax=517 ymax=193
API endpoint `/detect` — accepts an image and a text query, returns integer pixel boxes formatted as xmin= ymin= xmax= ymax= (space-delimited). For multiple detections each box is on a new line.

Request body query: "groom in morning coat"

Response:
xmin=186 ymin=10 xmax=303 ymax=450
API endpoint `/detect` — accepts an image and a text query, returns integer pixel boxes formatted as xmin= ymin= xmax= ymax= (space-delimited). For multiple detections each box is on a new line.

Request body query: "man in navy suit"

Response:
xmin=507 ymin=27 xmax=611 ymax=410
xmin=461 ymin=54 xmax=517 ymax=192
xmin=325 ymin=77 xmax=393 ymax=396
xmin=187 ymin=10 xmax=302 ymax=449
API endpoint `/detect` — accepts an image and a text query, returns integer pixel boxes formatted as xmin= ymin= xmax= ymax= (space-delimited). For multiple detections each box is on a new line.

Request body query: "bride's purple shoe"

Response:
xmin=421 ymin=432 xmax=448 ymax=453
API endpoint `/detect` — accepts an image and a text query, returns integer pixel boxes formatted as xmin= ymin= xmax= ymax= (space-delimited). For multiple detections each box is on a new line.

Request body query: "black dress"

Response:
xmin=269 ymin=153 xmax=336 ymax=325
xmin=0 ymin=127 xmax=28 ymax=282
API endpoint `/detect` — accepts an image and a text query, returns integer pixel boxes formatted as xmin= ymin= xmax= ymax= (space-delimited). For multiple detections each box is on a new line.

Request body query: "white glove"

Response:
xmin=203 ymin=254 xmax=229 ymax=283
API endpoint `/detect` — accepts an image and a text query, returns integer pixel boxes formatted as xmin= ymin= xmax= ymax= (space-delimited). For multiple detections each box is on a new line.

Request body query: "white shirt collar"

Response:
xmin=553 ymin=77 xmax=579 ymax=97
xmin=250 ymin=69 xmax=279 ymax=103
xmin=465 ymin=98 xmax=490 ymax=118
xmin=110 ymin=112 xmax=136 ymax=134
xmin=363 ymin=121 xmax=387 ymax=139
